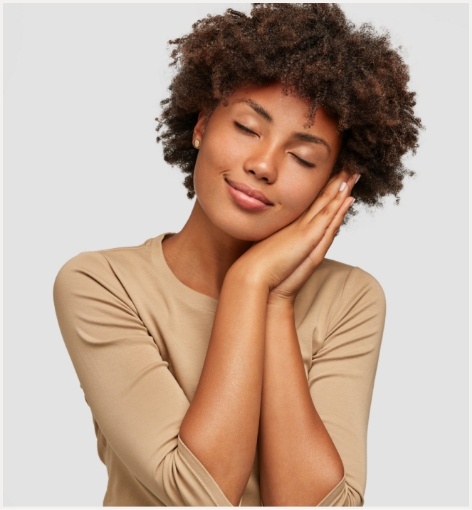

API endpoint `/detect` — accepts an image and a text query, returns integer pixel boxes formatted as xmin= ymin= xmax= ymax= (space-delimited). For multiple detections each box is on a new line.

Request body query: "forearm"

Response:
xmin=179 ymin=264 xmax=268 ymax=504
xmin=259 ymin=300 xmax=344 ymax=506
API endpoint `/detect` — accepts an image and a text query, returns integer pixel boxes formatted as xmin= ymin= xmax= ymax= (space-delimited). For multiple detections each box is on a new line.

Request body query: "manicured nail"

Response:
xmin=339 ymin=182 xmax=347 ymax=192
xmin=349 ymin=197 xmax=356 ymax=207
xmin=355 ymin=174 xmax=361 ymax=184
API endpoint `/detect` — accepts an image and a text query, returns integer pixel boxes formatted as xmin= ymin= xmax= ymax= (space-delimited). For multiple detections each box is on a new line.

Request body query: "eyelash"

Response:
xmin=234 ymin=122 xmax=315 ymax=169
xmin=234 ymin=121 xmax=257 ymax=135
xmin=291 ymin=154 xmax=315 ymax=168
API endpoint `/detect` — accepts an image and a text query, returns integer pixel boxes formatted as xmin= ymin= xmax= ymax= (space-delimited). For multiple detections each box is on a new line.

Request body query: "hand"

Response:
xmin=233 ymin=171 xmax=358 ymax=304
xmin=270 ymin=172 xmax=358 ymax=304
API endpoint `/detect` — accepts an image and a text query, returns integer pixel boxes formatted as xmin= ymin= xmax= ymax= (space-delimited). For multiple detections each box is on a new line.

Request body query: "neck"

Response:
xmin=162 ymin=201 xmax=252 ymax=299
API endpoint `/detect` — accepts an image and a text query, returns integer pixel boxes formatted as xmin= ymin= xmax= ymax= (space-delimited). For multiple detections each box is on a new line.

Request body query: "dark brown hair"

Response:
xmin=156 ymin=3 xmax=422 ymax=210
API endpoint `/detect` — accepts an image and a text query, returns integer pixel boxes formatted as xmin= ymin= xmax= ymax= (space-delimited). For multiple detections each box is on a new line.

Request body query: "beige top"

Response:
xmin=53 ymin=234 xmax=385 ymax=506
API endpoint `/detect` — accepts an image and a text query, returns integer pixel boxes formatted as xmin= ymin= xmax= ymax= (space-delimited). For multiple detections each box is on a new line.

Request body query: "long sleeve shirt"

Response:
xmin=53 ymin=233 xmax=385 ymax=506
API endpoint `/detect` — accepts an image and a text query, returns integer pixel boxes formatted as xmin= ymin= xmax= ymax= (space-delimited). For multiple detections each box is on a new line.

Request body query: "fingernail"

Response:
xmin=339 ymin=182 xmax=347 ymax=192
xmin=355 ymin=174 xmax=361 ymax=184
xmin=349 ymin=197 xmax=356 ymax=207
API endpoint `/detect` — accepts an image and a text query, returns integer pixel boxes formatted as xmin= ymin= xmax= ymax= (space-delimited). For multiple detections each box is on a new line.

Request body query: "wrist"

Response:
xmin=267 ymin=294 xmax=295 ymax=315
xmin=226 ymin=259 xmax=269 ymax=294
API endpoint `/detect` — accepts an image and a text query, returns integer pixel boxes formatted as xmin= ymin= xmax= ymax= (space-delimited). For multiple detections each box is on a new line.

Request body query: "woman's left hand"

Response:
xmin=268 ymin=173 xmax=357 ymax=306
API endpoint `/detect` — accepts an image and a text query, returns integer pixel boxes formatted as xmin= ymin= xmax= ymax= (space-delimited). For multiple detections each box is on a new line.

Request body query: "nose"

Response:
xmin=243 ymin=144 xmax=277 ymax=184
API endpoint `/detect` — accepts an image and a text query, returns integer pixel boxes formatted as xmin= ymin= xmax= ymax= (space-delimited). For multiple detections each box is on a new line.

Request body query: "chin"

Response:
xmin=196 ymin=194 xmax=294 ymax=243
xmin=213 ymin=216 xmax=285 ymax=243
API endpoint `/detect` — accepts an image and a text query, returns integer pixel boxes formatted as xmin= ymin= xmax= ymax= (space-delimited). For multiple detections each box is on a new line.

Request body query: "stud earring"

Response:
xmin=193 ymin=139 xmax=200 ymax=149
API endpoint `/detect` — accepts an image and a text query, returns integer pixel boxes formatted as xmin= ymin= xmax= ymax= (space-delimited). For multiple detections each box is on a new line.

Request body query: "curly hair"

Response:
xmin=155 ymin=3 xmax=422 ymax=209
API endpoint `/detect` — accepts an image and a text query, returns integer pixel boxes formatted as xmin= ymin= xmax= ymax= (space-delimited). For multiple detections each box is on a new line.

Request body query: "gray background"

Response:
xmin=3 ymin=3 xmax=469 ymax=507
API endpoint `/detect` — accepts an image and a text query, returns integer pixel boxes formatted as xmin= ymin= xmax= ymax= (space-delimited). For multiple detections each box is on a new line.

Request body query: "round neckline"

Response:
xmin=150 ymin=233 xmax=218 ymax=313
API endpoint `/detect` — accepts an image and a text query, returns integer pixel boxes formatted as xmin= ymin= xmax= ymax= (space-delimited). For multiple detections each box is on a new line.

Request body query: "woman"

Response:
xmin=54 ymin=4 xmax=421 ymax=506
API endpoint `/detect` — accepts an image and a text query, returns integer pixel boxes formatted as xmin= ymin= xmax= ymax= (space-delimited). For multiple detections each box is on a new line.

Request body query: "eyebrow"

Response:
xmin=293 ymin=132 xmax=331 ymax=154
xmin=237 ymin=99 xmax=331 ymax=154
xmin=240 ymin=99 xmax=273 ymax=123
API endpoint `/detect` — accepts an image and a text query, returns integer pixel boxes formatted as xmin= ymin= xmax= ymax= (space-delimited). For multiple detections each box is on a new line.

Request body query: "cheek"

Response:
xmin=282 ymin=178 xmax=328 ymax=217
xmin=193 ymin=146 xmax=231 ymax=193
xmin=201 ymin=123 xmax=242 ymax=168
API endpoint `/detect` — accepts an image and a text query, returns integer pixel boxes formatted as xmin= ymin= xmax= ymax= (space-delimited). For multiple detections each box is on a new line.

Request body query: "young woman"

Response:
xmin=54 ymin=4 xmax=421 ymax=506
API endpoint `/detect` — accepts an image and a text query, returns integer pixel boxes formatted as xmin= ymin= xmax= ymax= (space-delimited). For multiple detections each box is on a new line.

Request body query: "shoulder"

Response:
xmin=322 ymin=258 xmax=385 ymax=302
xmin=53 ymin=236 xmax=163 ymax=302
xmin=321 ymin=259 xmax=386 ymax=329
xmin=303 ymin=258 xmax=384 ymax=301
xmin=56 ymin=237 xmax=155 ymax=271
xmin=299 ymin=259 xmax=386 ymax=356
xmin=297 ymin=258 xmax=386 ymax=325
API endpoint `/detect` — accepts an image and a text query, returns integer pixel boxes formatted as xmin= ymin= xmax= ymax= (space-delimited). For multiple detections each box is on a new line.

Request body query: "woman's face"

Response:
xmin=193 ymin=83 xmax=342 ymax=242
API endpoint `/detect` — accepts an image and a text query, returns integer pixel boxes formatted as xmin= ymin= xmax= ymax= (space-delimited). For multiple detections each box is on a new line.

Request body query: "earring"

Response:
xmin=193 ymin=139 xmax=200 ymax=149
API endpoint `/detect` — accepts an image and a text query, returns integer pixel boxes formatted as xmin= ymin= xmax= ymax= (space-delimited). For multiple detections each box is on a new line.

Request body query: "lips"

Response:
xmin=225 ymin=178 xmax=274 ymax=206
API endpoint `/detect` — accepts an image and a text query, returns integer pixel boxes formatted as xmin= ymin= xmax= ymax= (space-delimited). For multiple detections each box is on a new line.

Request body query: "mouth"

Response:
xmin=225 ymin=178 xmax=274 ymax=207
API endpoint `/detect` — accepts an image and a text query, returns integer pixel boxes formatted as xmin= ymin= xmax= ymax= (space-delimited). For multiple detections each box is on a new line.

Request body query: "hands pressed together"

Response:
xmin=237 ymin=170 xmax=359 ymax=304
xmin=180 ymin=170 xmax=360 ymax=505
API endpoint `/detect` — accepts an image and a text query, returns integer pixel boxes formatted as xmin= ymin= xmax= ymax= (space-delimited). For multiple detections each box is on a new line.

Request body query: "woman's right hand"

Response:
xmin=232 ymin=170 xmax=359 ymax=301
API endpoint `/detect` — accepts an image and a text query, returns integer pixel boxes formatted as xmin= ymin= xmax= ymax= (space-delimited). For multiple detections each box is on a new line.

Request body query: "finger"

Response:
xmin=306 ymin=172 xmax=358 ymax=229
xmin=303 ymin=171 xmax=359 ymax=222
xmin=312 ymin=171 xmax=350 ymax=211
xmin=262 ymin=191 xmax=354 ymax=292
xmin=271 ymin=195 xmax=354 ymax=291
xmin=307 ymin=196 xmax=355 ymax=265
xmin=297 ymin=171 xmax=348 ymax=223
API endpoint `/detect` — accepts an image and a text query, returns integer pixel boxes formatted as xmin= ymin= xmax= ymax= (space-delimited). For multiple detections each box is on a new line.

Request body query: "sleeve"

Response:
xmin=308 ymin=267 xmax=386 ymax=506
xmin=53 ymin=252 xmax=233 ymax=506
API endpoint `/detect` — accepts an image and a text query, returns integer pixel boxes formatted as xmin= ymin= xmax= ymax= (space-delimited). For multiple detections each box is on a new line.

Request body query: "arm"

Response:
xmin=260 ymin=300 xmax=344 ymax=506
xmin=54 ymin=248 xmax=276 ymax=506
xmin=259 ymin=267 xmax=386 ymax=506
xmin=309 ymin=268 xmax=386 ymax=505
xmin=259 ymin=299 xmax=344 ymax=506
xmin=53 ymin=253 xmax=236 ymax=506
xmin=179 ymin=265 xmax=269 ymax=504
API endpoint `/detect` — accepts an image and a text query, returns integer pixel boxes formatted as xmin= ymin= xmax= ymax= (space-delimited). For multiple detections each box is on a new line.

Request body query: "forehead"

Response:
xmin=226 ymin=83 xmax=311 ymax=115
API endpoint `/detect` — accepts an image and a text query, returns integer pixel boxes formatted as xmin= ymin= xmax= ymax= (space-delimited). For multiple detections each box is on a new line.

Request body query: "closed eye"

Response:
xmin=291 ymin=153 xmax=315 ymax=168
xmin=234 ymin=121 xmax=258 ymax=136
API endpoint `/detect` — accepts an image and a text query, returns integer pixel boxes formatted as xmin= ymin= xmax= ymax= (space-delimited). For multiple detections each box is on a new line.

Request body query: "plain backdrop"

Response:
xmin=3 ymin=3 xmax=469 ymax=507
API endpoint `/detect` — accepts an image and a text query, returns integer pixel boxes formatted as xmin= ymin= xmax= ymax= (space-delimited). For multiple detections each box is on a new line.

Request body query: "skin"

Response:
xmin=163 ymin=82 xmax=358 ymax=505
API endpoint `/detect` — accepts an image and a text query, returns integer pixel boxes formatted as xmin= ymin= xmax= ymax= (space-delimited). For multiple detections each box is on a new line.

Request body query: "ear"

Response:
xmin=193 ymin=111 xmax=209 ymax=140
